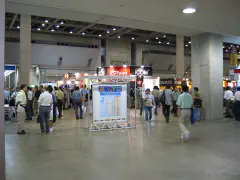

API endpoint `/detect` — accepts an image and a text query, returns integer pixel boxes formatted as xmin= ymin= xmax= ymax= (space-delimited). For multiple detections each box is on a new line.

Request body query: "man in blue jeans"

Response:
xmin=72 ymin=86 xmax=83 ymax=119
xmin=143 ymin=89 xmax=155 ymax=123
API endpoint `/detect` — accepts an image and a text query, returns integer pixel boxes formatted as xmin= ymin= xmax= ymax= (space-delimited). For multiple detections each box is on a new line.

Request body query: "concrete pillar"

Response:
xmin=0 ymin=0 xmax=5 ymax=179
xmin=131 ymin=42 xmax=136 ymax=65
xmin=191 ymin=33 xmax=223 ymax=120
xmin=101 ymin=39 xmax=106 ymax=67
xmin=176 ymin=35 xmax=184 ymax=78
xmin=19 ymin=14 xmax=31 ymax=85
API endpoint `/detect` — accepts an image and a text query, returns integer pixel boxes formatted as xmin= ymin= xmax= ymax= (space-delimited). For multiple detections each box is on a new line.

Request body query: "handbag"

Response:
xmin=159 ymin=90 xmax=166 ymax=104
xmin=194 ymin=98 xmax=202 ymax=108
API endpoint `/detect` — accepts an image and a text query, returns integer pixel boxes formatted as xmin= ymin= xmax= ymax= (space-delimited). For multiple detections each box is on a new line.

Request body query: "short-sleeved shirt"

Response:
xmin=194 ymin=91 xmax=200 ymax=98
xmin=176 ymin=93 xmax=193 ymax=109
xmin=143 ymin=94 xmax=154 ymax=107
xmin=16 ymin=90 xmax=27 ymax=106
xmin=72 ymin=90 xmax=83 ymax=100
xmin=152 ymin=89 xmax=160 ymax=98
xmin=235 ymin=91 xmax=240 ymax=101
xmin=56 ymin=90 xmax=64 ymax=100
xmin=224 ymin=90 xmax=233 ymax=100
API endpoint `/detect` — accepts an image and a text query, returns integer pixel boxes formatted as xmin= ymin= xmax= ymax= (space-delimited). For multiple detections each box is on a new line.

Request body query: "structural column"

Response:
xmin=19 ymin=14 xmax=31 ymax=85
xmin=101 ymin=39 xmax=106 ymax=67
xmin=191 ymin=33 xmax=223 ymax=120
xmin=0 ymin=0 xmax=5 ymax=179
xmin=131 ymin=42 xmax=136 ymax=65
xmin=176 ymin=35 xmax=185 ymax=78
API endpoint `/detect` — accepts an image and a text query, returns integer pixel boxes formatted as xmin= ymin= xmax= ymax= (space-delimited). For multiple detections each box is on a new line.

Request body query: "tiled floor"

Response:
xmin=5 ymin=108 xmax=240 ymax=180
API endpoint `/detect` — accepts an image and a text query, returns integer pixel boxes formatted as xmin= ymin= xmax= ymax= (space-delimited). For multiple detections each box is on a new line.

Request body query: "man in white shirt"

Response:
xmin=26 ymin=87 xmax=33 ymax=120
xmin=38 ymin=86 xmax=53 ymax=134
xmin=224 ymin=86 xmax=233 ymax=118
xmin=233 ymin=87 xmax=240 ymax=121
xmin=234 ymin=87 xmax=240 ymax=101
xmin=16 ymin=84 xmax=28 ymax=134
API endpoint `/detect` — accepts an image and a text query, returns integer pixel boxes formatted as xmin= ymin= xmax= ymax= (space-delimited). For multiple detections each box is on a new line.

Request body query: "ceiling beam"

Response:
xmin=9 ymin=14 xmax=18 ymax=30
xmin=45 ymin=19 xmax=58 ymax=31
xmin=75 ymin=16 xmax=106 ymax=33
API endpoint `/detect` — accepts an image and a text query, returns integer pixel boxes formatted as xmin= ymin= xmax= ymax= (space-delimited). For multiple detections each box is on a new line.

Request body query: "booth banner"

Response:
xmin=92 ymin=84 xmax=127 ymax=123
xmin=107 ymin=66 xmax=130 ymax=76
xmin=130 ymin=66 xmax=152 ymax=76
xmin=160 ymin=78 xmax=175 ymax=86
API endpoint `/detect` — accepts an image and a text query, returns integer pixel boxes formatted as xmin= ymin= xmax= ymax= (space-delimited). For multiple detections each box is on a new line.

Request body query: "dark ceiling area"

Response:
xmin=4 ymin=12 xmax=240 ymax=54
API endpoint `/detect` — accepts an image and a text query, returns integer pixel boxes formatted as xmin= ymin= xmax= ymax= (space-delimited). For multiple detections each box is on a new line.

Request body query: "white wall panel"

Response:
xmin=5 ymin=42 xmax=101 ymax=69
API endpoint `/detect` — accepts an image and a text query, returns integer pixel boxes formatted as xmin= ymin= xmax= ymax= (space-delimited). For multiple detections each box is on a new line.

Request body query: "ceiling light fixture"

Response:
xmin=146 ymin=40 xmax=149 ymax=42
xmin=51 ymin=29 xmax=54 ymax=32
xmin=42 ymin=24 xmax=45 ymax=27
xmin=60 ymin=22 xmax=64 ymax=25
xmin=156 ymin=37 xmax=159 ymax=39
xmin=223 ymin=46 xmax=225 ymax=48
xmin=167 ymin=42 xmax=170 ymax=45
xmin=107 ymin=30 xmax=110 ymax=33
xmin=37 ymin=28 xmax=41 ymax=31
xmin=17 ymin=26 xmax=20 ymax=29
xmin=226 ymin=50 xmax=228 ymax=52
xmin=163 ymin=35 xmax=166 ymax=38
xmin=132 ymin=37 xmax=135 ymax=40
xmin=82 ymin=32 xmax=85 ymax=35
xmin=56 ymin=25 xmax=59 ymax=28
xmin=237 ymin=46 xmax=239 ymax=48
xmin=113 ymin=28 xmax=116 ymax=31
xmin=158 ymin=41 xmax=161 ymax=44
xmin=183 ymin=8 xmax=196 ymax=14
xmin=99 ymin=34 xmax=102 ymax=37
xmin=70 ymin=31 xmax=73 ymax=34
xmin=45 ymin=20 xmax=48 ymax=23
xmin=189 ymin=41 xmax=191 ymax=44
xmin=118 ymin=36 xmax=121 ymax=39
xmin=186 ymin=45 xmax=188 ymax=47
xmin=231 ymin=45 xmax=233 ymax=47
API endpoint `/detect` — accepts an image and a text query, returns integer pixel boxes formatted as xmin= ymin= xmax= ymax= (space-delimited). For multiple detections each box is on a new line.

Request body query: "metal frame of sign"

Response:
xmin=84 ymin=76 xmax=137 ymax=132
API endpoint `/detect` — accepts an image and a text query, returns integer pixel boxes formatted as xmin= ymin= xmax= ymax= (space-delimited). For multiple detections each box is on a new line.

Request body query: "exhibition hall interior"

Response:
xmin=1 ymin=0 xmax=240 ymax=180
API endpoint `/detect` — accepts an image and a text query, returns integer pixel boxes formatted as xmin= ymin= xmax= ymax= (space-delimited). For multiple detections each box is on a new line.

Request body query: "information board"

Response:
xmin=92 ymin=84 xmax=127 ymax=123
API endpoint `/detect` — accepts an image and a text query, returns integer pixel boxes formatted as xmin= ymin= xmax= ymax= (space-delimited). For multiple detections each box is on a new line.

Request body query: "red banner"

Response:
xmin=106 ymin=66 xmax=130 ymax=76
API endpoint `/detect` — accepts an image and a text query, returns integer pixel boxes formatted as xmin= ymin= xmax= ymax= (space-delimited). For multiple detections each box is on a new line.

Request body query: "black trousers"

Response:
xmin=26 ymin=100 xmax=33 ymax=120
xmin=162 ymin=104 xmax=170 ymax=121
xmin=57 ymin=99 xmax=63 ymax=118
xmin=53 ymin=103 xmax=57 ymax=123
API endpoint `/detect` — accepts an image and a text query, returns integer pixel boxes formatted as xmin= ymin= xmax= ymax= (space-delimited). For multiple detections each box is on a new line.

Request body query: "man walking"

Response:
xmin=224 ymin=86 xmax=234 ymax=118
xmin=161 ymin=86 xmax=173 ymax=123
xmin=152 ymin=86 xmax=160 ymax=115
xmin=177 ymin=85 xmax=193 ymax=140
xmin=72 ymin=86 xmax=84 ymax=119
xmin=171 ymin=86 xmax=180 ymax=116
xmin=38 ymin=86 xmax=53 ymax=134
xmin=56 ymin=86 xmax=64 ymax=119
xmin=33 ymin=86 xmax=41 ymax=117
xmin=15 ymin=84 xmax=28 ymax=134
xmin=26 ymin=87 xmax=33 ymax=120
xmin=143 ymin=88 xmax=155 ymax=123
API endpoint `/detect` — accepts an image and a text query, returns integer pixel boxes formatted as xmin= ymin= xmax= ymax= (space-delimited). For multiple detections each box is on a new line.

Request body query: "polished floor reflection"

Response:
xmin=5 ymin=108 xmax=240 ymax=180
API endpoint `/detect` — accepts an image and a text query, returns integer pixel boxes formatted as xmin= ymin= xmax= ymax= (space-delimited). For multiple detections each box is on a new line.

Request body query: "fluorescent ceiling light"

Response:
xmin=51 ymin=29 xmax=54 ymax=32
xmin=158 ymin=41 xmax=161 ymax=44
xmin=56 ymin=25 xmax=59 ymax=28
xmin=60 ymin=22 xmax=64 ymax=24
xmin=118 ymin=36 xmax=121 ymax=38
xmin=113 ymin=28 xmax=116 ymax=31
xmin=37 ymin=28 xmax=41 ymax=31
xmin=156 ymin=37 xmax=158 ymax=39
xmin=17 ymin=26 xmax=20 ymax=29
xmin=45 ymin=20 xmax=48 ymax=23
xmin=183 ymin=8 xmax=196 ymax=14
xmin=146 ymin=40 xmax=149 ymax=42
xmin=132 ymin=37 xmax=135 ymax=40
xmin=82 ymin=32 xmax=85 ymax=35
xmin=70 ymin=31 xmax=73 ymax=34
xmin=167 ymin=42 xmax=170 ymax=45
xmin=163 ymin=35 xmax=166 ymax=38
xmin=107 ymin=30 xmax=110 ymax=33
xmin=99 ymin=34 xmax=102 ymax=37
xmin=42 ymin=24 xmax=45 ymax=27
xmin=186 ymin=45 xmax=188 ymax=47
xmin=189 ymin=41 xmax=191 ymax=44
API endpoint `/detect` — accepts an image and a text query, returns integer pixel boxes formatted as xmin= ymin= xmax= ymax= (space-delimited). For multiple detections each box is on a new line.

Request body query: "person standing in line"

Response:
xmin=15 ymin=84 xmax=28 ymax=135
xmin=72 ymin=86 xmax=84 ymax=119
xmin=143 ymin=88 xmax=155 ymax=123
xmin=193 ymin=87 xmax=201 ymax=121
xmin=48 ymin=85 xmax=56 ymax=132
xmin=4 ymin=87 xmax=10 ymax=104
xmin=139 ymin=88 xmax=144 ymax=115
xmin=38 ymin=86 xmax=53 ymax=134
xmin=233 ymin=87 xmax=240 ymax=121
xmin=56 ymin=86 xmax=64 ymax=119
xmin=152 ymin=86 xmax=160 ymax=115
xmin=176 ymin=85 xmax=193 ymax=140
xmin=26 ymin=87 xmax=33 ymax=120
xmin=33 ymin=86 xmax=41 ymax=117
xmin=171 ymin=87 xmax=180 ymax=116
xmin=161 ymin=86 xmax=173 ymax=123
xmin=130 ymin=88 xmax=135 ymax=108
xmin=224 ymin=86 xmax=234 ymax=118
xmin=52 ymin=86 xmax=58 ymax=123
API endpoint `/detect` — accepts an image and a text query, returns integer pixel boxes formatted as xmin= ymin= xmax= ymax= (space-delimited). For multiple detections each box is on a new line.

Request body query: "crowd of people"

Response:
xmin=141 ymin=85 xmax=201 ymax=139
xmin=4 ymin=84 xmax=89 ymax=135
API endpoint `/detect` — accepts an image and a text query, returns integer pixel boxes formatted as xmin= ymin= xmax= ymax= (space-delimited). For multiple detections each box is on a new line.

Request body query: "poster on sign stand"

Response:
xmin=84 ymin=76 xmax=136 ymax=132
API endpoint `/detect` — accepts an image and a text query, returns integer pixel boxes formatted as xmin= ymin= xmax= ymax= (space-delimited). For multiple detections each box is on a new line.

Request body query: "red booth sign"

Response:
xmin=107 ymin=66 xmax=131 ymax=76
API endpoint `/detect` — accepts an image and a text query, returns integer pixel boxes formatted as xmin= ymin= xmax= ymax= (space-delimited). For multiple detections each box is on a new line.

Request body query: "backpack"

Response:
xmin=159 ymin=90 xmax=166 ymax=105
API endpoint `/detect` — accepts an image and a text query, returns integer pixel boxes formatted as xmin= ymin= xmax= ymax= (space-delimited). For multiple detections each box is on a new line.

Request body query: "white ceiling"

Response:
xmin=6 ymin=0 xmax=240 ymax=37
